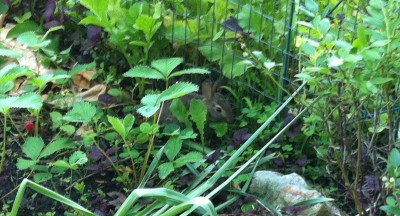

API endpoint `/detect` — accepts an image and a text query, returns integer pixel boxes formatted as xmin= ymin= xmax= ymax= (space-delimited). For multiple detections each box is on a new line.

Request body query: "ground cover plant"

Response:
xmin=0 ymin=0 xmax=399 ymax=215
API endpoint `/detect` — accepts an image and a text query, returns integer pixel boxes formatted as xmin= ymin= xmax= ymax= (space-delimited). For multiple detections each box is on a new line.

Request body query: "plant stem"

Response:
xmin=124 ymin=138 xmax=137 ymax=186
xmin=93 ymin=138 xmax=121 ymax=176
xmin=0 ymin=112 xmax=7 ymax=174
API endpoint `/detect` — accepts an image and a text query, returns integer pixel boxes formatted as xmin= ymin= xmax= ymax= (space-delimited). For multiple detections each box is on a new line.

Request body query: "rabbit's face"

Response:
xmin=206 ymin=93 xmax=234 ymax=123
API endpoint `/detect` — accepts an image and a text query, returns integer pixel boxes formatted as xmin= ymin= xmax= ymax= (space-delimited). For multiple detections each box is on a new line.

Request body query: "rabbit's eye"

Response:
xmin=215 ymin=106 xmax=222 ymax=113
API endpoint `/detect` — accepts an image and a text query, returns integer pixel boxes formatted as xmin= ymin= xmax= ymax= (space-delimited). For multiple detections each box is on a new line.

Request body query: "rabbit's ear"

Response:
xmin=212 ymin=79 xmax=222 ymax=92
xmin=201 ymin=79 xmax=214 ymax=100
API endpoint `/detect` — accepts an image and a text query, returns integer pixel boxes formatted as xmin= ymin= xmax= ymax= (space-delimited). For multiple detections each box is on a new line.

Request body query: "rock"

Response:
xmin=249 ymin=171 xmax=346 ymax=216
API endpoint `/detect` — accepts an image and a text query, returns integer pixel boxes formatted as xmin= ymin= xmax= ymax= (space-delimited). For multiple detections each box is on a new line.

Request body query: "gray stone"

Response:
xmin=249 ymin=171 xmax=346 ymax=216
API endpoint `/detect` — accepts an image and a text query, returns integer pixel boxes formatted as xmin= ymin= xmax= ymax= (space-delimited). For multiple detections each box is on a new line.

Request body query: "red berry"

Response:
xmin=25 ymin=121 xmax=34 ymax=131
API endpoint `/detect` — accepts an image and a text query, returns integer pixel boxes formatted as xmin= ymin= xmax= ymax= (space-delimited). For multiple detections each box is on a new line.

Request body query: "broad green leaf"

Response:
xmin=79 ymin=0 xmax=108 ymax=23
xmin=371 ymin=77 xmax=393 ymax=85
xmin=0 ymin=1 xmax=8 ymax=15
xmin=388 ymin=149 xmax=400 ymax=167
xmin=123 ymin=65 xmax=165 ymax=79
xmin=52 ymin=160 xmax=72 ymax=169
xmin=319 ymin=18 xmax=330 ymax=34
xmin=6 ymin=21 xmax=41 ymax=39
xmin=198 ymin=43 xmax=224 ymax=62
xmin=174 ymin=152 xmax=203 ymax=167
xmin=60 ymin=125 xmax=76 ymax=136
xmin=305 ymin=0 xmax=319 ymax=14
xmin=164 ymin=137 xmax=183 ymax=161
xmin=301 ymin=43 xmax=316 ymax=55
xmin=33 ymin=173 xmax=53 ymax=183
xmin=189 ymin=99 xmax=207 ymax=137
xmin=361 ymin=50 xmax=381 ymax=60
xmin=16 ymin=158 xmax=36 ymax=170
xmin=0 ymin=48 xmax=22 ymax=58
xmin=108 ymin=116 xmax=126 ymax=138
xmin=380 ymin=205 xmax=400 ymax=215
xmin=327 ymin=56 xmax=343 ymax=67
xmin=370 ymin=0 xmax=385 ymax=9
xmin=158 ymin=82 xmax=198 ymax=103
xmin=50 ymin=111 xmax=63 ymax=129
xmin=158 ymin=162 xmax=174 ymax=179
xmin=170 ymin=68 xmax=210 ymax=78
xmin=63 ymin=101 xmax=96 ymax=123
xmin=41 ymin=138 xmax=75 ymax=158
xmin=370 ymin=40 xmax=389 ymax=47
xmin=80 ymin=16 xmax=107 ymax=28
xmin=209 ymin=122 xmax=228 ymax=137
xmin=151 ymin=57 xmax=183 ymax=78
xmin=222 ymin=56 xmax=252 ymax=78
xmin=22 ymin=137 xmax=45 ymax=160
xmin=170 ymin=98 xmax=191 ymax=127
xmin=16 ymin=31 xmax=50 ymax=48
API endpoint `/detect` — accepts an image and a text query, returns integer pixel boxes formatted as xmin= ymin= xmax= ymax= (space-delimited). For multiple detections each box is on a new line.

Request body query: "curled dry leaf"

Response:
xmin=0 ymin=24 xmax=54 ymax=76
xmin=75 ymin=84 xmax=107 ymax=102
xmin=72 ymin=69 xmax=96 ymax=90
xmin=46 ymin=84 xmax=107 ymax=108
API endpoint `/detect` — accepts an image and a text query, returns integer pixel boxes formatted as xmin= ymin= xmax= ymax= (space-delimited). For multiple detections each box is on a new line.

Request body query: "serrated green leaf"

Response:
xmin=16 ymin=158 xmax=37 ymax=170
xmin=69 ymin=151 xmax=88 ymax=166
xmin=158 ymin=82 xmax=198 ymax=103
xmin=189 ymin=99 xmax=207 ymax=138
xmin=123 ymin=114 xmax=135 ymax=134
xmin=170 ymin=68 xmax=210 ymax=78
xmin=108 ymin=116 xmax=126 ymax=138
xmin=164 ymin=137 xmax=183 ymax=161
xmin=174 ymin=152 xmax=203 ymax=167
xmin=141 ymin=94 xmax=161 ymax=106
xmin=50 ymin=111 xmax=63 ymax=129
xmin=22 ymin=137 xmax=45 ymax=160
xmin=16 ymin=31 xmax=50 ymax=48
xmin=41 ymin=138 xmax=75 ymax=158
xmin=123 ymin=65 xmax=165 ymax=79
xmin=134 ymin=14 xmax=161 ymax=39
xmin=0 ymin=48 xmax=22 ymax=58
xmin=63 ymin=101 xmax=96 ymax=122
xmin=137 ymin=105 xmax=160 ymax=117
xmin=158 ymin=162 xmax=174 ymax=179
xmin=0 ymin=65 xmax=35 ymax=86
xmin=151 ymin=57 xmax=183 ymax=78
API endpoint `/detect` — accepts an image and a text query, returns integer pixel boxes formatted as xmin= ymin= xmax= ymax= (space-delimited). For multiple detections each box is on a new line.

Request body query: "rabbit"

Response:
xmin=158 ymin=79 xmax=234 ymax=125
